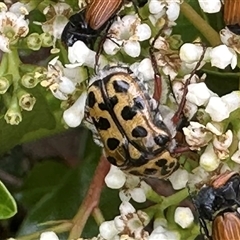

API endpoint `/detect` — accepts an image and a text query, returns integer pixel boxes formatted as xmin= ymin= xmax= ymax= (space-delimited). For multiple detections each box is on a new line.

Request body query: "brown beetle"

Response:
xmin=212 ymin=209 xmax=240 ymax=240
xmin=85 ymin=0 xmax=123 ymax=30
xmin=224 ymin=0 xmax=240 ymax=26
xmin=223 ymin=0 xmax=240 ymax=34
xmin=194 ymin=171 xmax=240 ymax=239
xmin=61 ymin=0 xmax=124 ymax=47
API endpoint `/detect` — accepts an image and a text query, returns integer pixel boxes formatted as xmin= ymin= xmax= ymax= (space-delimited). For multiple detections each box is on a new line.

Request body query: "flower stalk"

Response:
xmin=180 ymin=2 xmax=221 ymax=47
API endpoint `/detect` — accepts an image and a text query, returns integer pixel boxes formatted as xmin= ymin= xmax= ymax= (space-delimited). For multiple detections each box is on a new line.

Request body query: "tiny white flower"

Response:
xmin=130 ymin=187 xmax=146 ymax=203
xmin=123 ymin=40 xmax=141 ymax=58
xmin=220 ymin=28 xmax=240 ymax=54
xmin=148 ymin=0 xmax=164 ymax=15
xmin=0 ymin=10 xmax=29 ymax=52
xmin=168 ymin=169 xmax=189 ymax=190
xmin=40 ymin=232 xmax=59 ymax=240
xmin=68 ymin=41 xmax=96 ymax=67
xmin=119 ymin=175 xmax=147 ymax=203
xmin=42 ymin=57 xmax=85 ymax=100
xmin=105 ymin=165 xmax=126 ymax=189
xmin=179 ymin=43 xmax=209 ymax=64
xmin=210 ymin=45 xmax=237 ymax=69
xmin=113 ymin=203 xmax=149 ymax=239
xmin=119 ymin=201 xmax=135 ymax=215
xmin=213 ymin=130 xmax=233 ymax=159
xmin=221 ymin=91 xmax=240 ymax=113
xmin=148 ymin=0 xmax=181 ymax=22
xmin=137 ymin=58 xmax=155 ymax=81
xmin=205 ymin=122 xmax=223 ymax=136
xmin=172 ymin=80 xmax=198 ymax=119
xmin=9 ymin=2 xmax=30 ymax=16
xmin=63 ymin=91 xmax=87 ymax=127
xmin=166 ymin=2 xmax=181 ymax=22
xmin=149 ymin=226 xmax=180 ymax=240
xmin=99 ymin=221 xmax=119 ymax=240
xmin=205 ymin=96 xmax=230 ymax=122
xmin=68 ymin=40 xmax=108 ymax=69
xmin=40 ymin=3 xmax=71 ymax=44
xmin=220 ymin=27 xmax=235 ymax=45
xmin=198 ymin=0 xmax=221 ymax=13
xmin=114 ymin=215 xmax=125 ymax=232
xmin=103 ymin=15 xmax=151 ymax=57
xmin=152 ymin=36 xmax=181 ymax=80
xmin=183 ymin=122 xmax=212 ymax=150
xmin=200 ymin=143 xmax=220 ymax=171
xmin=174 ymin=207 xmax=194 ymax=229
xmin=186 ymin=82 xmax=215 ymax=106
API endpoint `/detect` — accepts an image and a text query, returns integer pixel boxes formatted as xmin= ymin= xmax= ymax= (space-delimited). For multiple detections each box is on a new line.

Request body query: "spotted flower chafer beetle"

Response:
xmin=85 ymin=65 xmax=180 ymax=179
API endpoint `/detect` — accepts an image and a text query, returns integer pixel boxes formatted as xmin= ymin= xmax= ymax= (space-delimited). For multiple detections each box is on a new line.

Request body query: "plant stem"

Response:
xmin=160 ymin=188 xmax=189 ymax=210
xmin=180 ymin=2 xmax=222 ymax=47
xmin=92 ymin=207 xmax=105 ymax=226
xmin=16 ymin=222 xmax=73 ymax=240
xmin=68 ymin=156 xmax=110 ymax=239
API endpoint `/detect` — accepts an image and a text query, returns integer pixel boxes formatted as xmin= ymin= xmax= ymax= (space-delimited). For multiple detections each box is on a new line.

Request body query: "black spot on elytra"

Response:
xmin=113 ymin=80 xmax=130 ymax=93
xmin=88 ymin=91 xmax=96 ymax=108
xmin=98 ymin=102 xmax=108 ymax=111
xmin=107 ymin=156 xmax=117 ymax=165
xmin=161 ymin=166 xmax=171 ymax=176
xmin=132 ymin=126 xmax=148 ymax=138
xmin=109 ymin=96 xmax=118 ymax=107
xmin=93 ymin=117 xmax=110 ymax=130
xmin=107 ymin=138 xmax=120 ymax=151
xmin=169 ymin=161 xmax=176 ymax=169
xmin=121 ymin=106 xmax=137 ymax=120
xmin=155 ymin=158 xmax=168 ymax=167
xmin=143 ymin=168 xmax=158 ymax=175
xmin=154 ymin=135 xmax=169 ymax=146
xmin=133 ymin=96 xmax=145 ymax=110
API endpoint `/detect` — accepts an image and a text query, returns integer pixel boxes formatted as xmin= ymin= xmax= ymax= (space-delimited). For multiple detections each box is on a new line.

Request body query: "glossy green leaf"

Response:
xmin=0 ymin=87 xmax=64 ymax=155
xmin=17 ymin=134 xmax=102 ymax=239
xmin=0 ymin=181 xmax=17 ymax=219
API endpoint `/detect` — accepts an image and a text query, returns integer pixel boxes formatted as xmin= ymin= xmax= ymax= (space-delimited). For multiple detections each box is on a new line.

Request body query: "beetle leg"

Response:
xmin=171 ymin=44 xmax=207 ymax=126
xmin=94 ymin=18 xmax=115 ymax=73
xmin=149 ymin=30 xmax=163 ymax=102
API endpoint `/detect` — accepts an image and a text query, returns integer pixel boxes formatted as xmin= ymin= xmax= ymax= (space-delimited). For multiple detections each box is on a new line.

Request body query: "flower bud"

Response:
xmin=174 ymin=207 xmax=194 ymax=229
xmin=40 ymin=231 xmax=59 ymax=240
xmin=21 ymin=73 xmax=39 ymax=88
xmin=63 ymin=91 xmax=87 ymax=127
xmin=26 ymin=33 xmax=42 ymax=51
xmin=99 ymin=221 xmax=118 ymax=240
xmin=105 ymin=165 xmax=126 ymax=189
xmin=17 ymin=89 xmax=36 ymax=111
xmin=40 ymin=32 xmax=53 ymax=47
xmin=0 ymin=76 xmax=11 ymax=94
xmin=198 ymin=0 xmax=221 ymax=13
xmin=200 ymin=143 xmax=220 ymax=171
xmin=4 ymin=96 xmax=22 ymax=125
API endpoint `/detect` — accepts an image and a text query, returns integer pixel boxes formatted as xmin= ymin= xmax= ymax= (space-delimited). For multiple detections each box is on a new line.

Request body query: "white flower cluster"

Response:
xmin=103 ymin=15 xmax=151 ymax=58
xmin=0 ymin=2 xmax=29 ymax=52
xmin=33 ymin=0 xmax=240 ymax=238
xmin=99 ymin=201 xmax=149 ymax=240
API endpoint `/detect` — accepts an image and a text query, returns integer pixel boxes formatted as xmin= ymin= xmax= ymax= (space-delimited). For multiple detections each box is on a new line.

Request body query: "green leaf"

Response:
xmin=16 ymin=133 xmax=102 ymax=238
xmin=15 ymin=161 xmax=70 ymax=208
xmin=0 ymin=87 xmax=64 ymax=155
xmin=0 ymin=181 xmax=17 ymax=219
